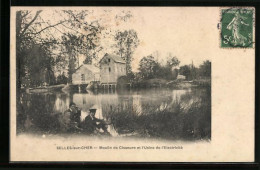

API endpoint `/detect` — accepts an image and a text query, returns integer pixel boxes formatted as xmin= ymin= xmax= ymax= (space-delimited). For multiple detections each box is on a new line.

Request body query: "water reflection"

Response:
xmin=17 ymin=88 xmax=211 ymax=140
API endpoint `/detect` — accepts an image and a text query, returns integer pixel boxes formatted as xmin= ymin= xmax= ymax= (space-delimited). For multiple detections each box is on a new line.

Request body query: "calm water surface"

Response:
xmin=17 ymin=88 xmax=211 ymax=140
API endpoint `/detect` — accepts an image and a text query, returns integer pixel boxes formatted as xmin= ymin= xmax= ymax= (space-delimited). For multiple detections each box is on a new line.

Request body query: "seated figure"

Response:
xmin=82 ymin=108 xmax=110 ymax=135
xmin=60 ymin=102 xmax=82 ymax=132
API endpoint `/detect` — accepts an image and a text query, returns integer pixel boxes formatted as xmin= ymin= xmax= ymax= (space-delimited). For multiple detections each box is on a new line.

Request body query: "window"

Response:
xmin=81 ymin=74 xmax=85 ymax=81
xmin=109 ymin=67 xmax=111 ymax=72
xmin=108 ymin=58 xmax=110 ymax=62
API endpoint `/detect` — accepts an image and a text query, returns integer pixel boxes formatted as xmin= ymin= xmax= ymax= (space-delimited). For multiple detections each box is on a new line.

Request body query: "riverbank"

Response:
xmin=131 ymin=78 xmax=211 ymax=89
xmin=25 ymin=78 xmax=210 ymax=93
xmin=104 ymin=87 xmax=211 ymax=141
xmin=26 ymin=84 xmax=65 ymax=93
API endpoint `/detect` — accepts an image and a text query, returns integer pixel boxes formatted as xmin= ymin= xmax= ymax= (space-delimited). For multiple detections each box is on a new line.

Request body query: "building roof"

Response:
xmin=74 ymin=64 xmax=100 ymax=74
xmin=100 ymin=53 xmax=126 ymax=64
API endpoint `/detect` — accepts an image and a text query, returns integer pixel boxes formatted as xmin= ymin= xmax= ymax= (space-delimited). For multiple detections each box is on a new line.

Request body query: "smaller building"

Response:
xmin=177 ymin=74 xmax=186 ymax=80
xmin=72 ymin=64 xmax=100 ymax=85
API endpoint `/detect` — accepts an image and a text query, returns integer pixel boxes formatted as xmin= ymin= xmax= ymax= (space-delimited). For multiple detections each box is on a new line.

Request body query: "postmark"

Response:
xmin=220 ymin=7 xmax=254 ymax=48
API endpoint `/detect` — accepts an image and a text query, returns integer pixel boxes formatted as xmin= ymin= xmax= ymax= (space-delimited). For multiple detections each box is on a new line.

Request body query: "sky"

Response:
xmin=114 ymin=7 xmax=215 ymax=71
xmin=17 ymin=7 xmax=215 ymax=72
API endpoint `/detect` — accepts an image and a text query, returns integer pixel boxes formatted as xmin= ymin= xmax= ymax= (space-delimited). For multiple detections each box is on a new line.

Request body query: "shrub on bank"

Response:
xmin=103 ymin=89 xmax=211 ymax=141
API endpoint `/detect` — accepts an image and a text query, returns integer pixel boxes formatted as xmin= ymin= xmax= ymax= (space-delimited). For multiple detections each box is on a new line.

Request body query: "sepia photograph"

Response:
xmin=10 ymin=7 xmax=254 ymax=162
xmin=15 ymin=7 xmax=211 ymax=140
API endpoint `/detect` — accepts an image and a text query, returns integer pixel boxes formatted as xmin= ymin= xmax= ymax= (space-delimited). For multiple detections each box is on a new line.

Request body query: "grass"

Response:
xmin=102 ymin=88 xmax=211 ymax=141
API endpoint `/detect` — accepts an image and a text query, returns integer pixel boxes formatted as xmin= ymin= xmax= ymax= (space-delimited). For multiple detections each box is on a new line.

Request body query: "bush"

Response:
xmin=56 ymin=74 xmax=68 ymax=85
xmin=102 ymin=89 xmax=211 ymax=141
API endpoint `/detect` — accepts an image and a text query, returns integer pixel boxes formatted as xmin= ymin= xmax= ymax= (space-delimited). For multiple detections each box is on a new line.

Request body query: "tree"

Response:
xmin=165 ymin=55 xmax=180 ymax=80
xmin=179 ymin=65 xmax=192 ymax=80
xmin=61 ymin=34 xmax=80 ymax=83
xmin=23 ymin=44 xmax=56 ymax=87
xmin=60 ymin=11 xmax=103 ymax=82
xmin=16 ymin=10 xmax=68 ymax=88
xmin=56 ymin=72 xmax=68 ymax=84
xmin=16 ymin=10 xmax=104 ymax=86
xmin=138 ymin=55 xmax=159 ymax=79
xmin=138 ymin=54 xmax=182 ymax=80
xmin=166 ymin=55 xmax=180 ymax=68
xmin=114 ymin=30 xmax=139 ymax=75
xmin=172 ymin=69 xmax=179 ymax=80
xmin=198 ymin=60 xmax=211 ymax=78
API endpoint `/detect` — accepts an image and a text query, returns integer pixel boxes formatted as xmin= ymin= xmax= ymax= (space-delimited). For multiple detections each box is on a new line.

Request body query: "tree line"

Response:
xmin=16 ymin=10 xmax=139 ymax=88
xmin=132 ymin=54 xmax=211 ymax=83
xmin=16 ymin=10 xmax=210 ymax=89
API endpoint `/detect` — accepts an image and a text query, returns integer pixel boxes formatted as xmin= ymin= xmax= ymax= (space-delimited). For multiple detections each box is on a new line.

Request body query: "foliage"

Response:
xmin=179 ymin=65 xmax=192 ymax=80
xmin=16 ymin=10 xmax=63 ymax=88
xmin=16 ymin=11 xmax=60 ymax=88
xmin=20 ymin=43 xmax=56 ymax=87
xmin=117 ymin=76 xmax=130 ymax=89
xmin=56 ymin=73 xmax=68 ymax=84
xmin=198 ymin=60 xmax=211 ymax=78
xmin=136 ymin=52 xmax=211 ymax=85
xmin=16 ymin=9 xmax=211 ymax=90
xmin=138 ymin=54 xmax=180 ymax=81
xmin=179 ymin=60 xmax=211 ymax=80
xmin=166 ymin=54 xmax=180 ymax=68
xmin=114 ymin=30 xmax=140 ymax=74
xmin=60 ymin=11 xmax=103 ymax=82
xmin=16 ymin=10 xmax=105 ymax=87
xmin=138 ymin=55 xmax=159 ymax=79
xmin=61 ymin=34 xmax=80 ymax=83
xmin=103 ymin=88 xmax=211 ymax=140
xmin=16 ymin=10 xmax=140 ymax=88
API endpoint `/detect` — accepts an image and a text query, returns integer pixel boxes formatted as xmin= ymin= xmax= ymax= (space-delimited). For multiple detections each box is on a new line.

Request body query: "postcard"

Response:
xmin=10 ymin=7 xmax=255 ymax=162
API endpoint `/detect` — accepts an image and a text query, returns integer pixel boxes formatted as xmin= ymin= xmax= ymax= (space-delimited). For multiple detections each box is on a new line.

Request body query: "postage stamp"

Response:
xmin=220 ymin=8 xmax=254 ymax=48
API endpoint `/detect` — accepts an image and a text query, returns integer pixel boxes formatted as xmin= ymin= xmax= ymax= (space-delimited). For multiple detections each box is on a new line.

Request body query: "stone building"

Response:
xmin=99 ymin=53 xmax=126 ymax=87
xmin=72 ymin=64 xmax=100 ymax=85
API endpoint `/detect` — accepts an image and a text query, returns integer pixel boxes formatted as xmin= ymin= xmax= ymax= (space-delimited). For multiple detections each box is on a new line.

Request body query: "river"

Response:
xmin=17 ymin=87 xmax=211 ymax=141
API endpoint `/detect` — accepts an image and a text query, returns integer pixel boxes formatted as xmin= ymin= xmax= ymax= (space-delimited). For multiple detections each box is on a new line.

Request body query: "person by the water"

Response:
xmin=61 ymin=102 xmax=82 ymax=132
xmin=82 ymin=108 xmax=110 ymax=135
xmin=68 ymin=102 xmax=81 ymax=124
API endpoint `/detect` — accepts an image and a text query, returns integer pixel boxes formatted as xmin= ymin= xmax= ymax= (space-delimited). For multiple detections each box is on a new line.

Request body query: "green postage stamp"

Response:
xmin=221 ymin=8 xmax=254 ymax=48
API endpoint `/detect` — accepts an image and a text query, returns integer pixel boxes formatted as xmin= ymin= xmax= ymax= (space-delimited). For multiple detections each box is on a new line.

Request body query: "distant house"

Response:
xmin=177 ymin=74 xmax=186 ymax=80
xmin=72 ymin=64 xmax=100 ymax=85
xmin=99 ymin=53 xmax=126 ymax=85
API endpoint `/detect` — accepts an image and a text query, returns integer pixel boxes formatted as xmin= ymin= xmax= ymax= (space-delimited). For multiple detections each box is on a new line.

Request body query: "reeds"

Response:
xmin=102 ymin=89 xmax=211 ymax=141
